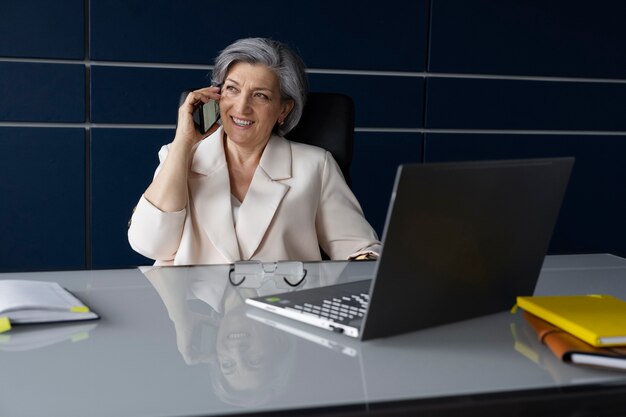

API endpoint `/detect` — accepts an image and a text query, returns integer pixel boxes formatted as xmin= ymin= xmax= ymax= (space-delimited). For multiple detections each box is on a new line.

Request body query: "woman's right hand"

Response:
xmin=143 ymin=86 xmax=222 ymax=212
xmin=174 ymin=86 xmax=222 ymax=147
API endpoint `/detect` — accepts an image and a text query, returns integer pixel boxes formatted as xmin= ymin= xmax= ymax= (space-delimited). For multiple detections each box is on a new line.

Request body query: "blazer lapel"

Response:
xmin=236 ymin=136 xmax=292 ymax=260
xmin=188 ymin=128 xmax=241 ymax=262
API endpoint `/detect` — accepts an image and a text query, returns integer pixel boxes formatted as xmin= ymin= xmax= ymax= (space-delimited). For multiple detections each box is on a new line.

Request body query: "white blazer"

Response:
xmin=128 ymin=127 xmax=381 ymax=266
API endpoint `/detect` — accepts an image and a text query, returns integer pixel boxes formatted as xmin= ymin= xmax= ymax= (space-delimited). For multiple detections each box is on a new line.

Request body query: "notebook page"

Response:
xmin=0 ymin=280 xmax=85 ymax=314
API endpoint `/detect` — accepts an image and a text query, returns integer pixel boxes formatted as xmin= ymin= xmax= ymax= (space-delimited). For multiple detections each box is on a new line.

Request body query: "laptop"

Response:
xmin=246 ymin=158 xmax=574 ymax=340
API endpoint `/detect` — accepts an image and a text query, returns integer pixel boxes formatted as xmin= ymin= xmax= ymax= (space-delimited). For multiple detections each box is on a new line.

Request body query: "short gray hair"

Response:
xmin=211 ymin=38 xmax=308 ymax=136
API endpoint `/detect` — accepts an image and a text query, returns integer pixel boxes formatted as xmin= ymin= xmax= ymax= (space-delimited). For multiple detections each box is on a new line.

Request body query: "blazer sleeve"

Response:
xmin=127 ymin=145 xmax=187 ymax=261
xmin=315 ymin=151 xmax=382 ymax=259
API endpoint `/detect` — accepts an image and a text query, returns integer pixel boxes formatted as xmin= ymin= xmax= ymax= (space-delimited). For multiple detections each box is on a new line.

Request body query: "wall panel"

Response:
xmin=90 ymin=0 xmax=428 ymax=71
xmin=0 ymin=128 xmax=85 ymax=271
xmin=351 ymin=132 xmax=423 ymax=236
xmin=309 ymin=74 xmax=425 ymax=129
xmin=429 ymin=0 xmax=626 ymax=78
xmin=425 ymin=77 xmax=626 ymax=131
xmin=90 ymin=128 xmax=174 ymax=269
xmin=0 ymin=0 xmax=84 ymax=59
xmin=0 ymin=62 xmax=85 ymax=122
xmin=424 ymin=133 xmax=626 ymax=257
xmin=90 ymin=65 xmax=210 ymax=124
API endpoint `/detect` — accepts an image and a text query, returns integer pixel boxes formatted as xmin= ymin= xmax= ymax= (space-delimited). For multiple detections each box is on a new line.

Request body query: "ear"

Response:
xmin=279 ymin=99 xmax=295 ymax=121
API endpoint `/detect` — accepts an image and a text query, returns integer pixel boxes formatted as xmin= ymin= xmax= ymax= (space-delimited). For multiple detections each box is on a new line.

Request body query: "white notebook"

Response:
xmin=0 ymin=280 xmax=99 ymax=324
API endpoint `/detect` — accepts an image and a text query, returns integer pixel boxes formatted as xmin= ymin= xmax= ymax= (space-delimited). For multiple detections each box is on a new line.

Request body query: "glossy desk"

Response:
xmin=2 ymin=254 xmax=626 ymax=417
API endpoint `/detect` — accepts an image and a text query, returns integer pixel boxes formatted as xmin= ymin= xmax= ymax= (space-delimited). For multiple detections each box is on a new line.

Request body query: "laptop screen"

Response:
xmin=361 ymin=158 xmax=573 ymax=339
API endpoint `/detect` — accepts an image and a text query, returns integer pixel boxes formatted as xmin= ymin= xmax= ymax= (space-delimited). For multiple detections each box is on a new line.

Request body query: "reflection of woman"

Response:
xmin=143 ymin=267 xmax=293 ymax=406
xmin=211 ymin=289 xmax=293 ymax=407
xmin=128 ymin=38 xmax=380 ymax=266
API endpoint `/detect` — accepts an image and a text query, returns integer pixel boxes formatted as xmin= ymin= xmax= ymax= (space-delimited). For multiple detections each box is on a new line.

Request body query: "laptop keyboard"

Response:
xmin=288 ymin=293 xmax=368 ymax=323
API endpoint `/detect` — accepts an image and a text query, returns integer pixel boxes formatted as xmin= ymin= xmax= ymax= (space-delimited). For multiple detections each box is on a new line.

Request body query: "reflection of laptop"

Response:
xmin=246 ymin=309 xmax=359 ymax=357
xmin=246 ymin=158 xmax=574 ymax=340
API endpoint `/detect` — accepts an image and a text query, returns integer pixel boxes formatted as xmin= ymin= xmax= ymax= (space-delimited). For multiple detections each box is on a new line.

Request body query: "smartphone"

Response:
xmin=192 ymin=99 xmax=221 ymax=134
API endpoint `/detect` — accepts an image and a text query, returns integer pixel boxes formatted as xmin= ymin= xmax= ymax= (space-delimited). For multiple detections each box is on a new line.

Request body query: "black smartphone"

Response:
xmin=192 ymin=99 xmax=221 ymax=134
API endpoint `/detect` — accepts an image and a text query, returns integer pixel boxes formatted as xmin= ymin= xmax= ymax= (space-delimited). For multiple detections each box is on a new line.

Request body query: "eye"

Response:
xmin=253 ymin=92 xmax=270 ymax=101
xmin=220 ymin=358 xmax=236 ymax=371
xmin=246 ymin=352 xmax=264 ymax=368
xmin=225 ymin=85 xmax=239 ymax=94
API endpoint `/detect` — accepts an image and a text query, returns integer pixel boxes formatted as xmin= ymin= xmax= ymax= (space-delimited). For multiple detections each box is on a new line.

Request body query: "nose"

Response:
xmin=233 ymin=94 xmax=252 ymax=114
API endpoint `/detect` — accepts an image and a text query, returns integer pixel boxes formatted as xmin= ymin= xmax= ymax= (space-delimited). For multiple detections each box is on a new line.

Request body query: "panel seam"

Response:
xmin=4 ymin=122 xmax=626 ymax=136
xmin=84 ymin=0 xmax=92 ymax=270
xmin=421 ymin=0 xmax=434 ymax=162
xmin=3 ymin=56 xmax=626 ymax=84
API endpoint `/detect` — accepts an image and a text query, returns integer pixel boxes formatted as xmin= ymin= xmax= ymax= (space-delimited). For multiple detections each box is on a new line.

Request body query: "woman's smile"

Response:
xmin=231 ymin=116 xmax=254 ymax=127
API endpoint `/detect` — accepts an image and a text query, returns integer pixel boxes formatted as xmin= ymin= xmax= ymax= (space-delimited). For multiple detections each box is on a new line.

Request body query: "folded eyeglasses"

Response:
xmin=228 ymin=260 xmax=307 ymax=288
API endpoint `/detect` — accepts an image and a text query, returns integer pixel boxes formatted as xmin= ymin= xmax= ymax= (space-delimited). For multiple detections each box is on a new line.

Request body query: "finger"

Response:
xmin=192 ymin=86 xmax=222 ymax=101
xmin=183 ymin=91 xmax=209 ymax=107
xmin=195 ymin=85 xmax=222 ymax=94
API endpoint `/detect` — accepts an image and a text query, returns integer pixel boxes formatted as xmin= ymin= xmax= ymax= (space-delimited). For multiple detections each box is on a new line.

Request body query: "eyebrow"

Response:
xmin=224 ymin=77 xmax=274 ymax=92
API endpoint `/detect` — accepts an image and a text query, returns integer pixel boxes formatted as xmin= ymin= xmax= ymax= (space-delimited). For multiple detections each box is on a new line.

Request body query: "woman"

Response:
xmin=128 ymin=38 xmax=380 ymax=265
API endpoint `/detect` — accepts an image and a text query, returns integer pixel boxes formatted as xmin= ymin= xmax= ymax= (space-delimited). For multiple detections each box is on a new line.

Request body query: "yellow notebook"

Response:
xmin=516 ymin=294 xmax=626 ymax=347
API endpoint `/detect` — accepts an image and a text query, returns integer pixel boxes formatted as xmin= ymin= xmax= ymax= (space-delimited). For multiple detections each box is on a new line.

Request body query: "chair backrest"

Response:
xmin=179 ymin=91 xmax=355 ymax=187
xmin=285 ymin=92 xmax=355 ymax=187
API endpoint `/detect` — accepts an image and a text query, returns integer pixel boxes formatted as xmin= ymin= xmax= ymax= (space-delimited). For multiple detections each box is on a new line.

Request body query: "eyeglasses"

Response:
xmin=228 ymin=261 xmax=307 ymax=288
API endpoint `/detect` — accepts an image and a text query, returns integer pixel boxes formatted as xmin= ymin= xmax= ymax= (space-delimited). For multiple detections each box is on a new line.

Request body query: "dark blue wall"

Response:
xmin=1 ymin=0 xmax=625 ymax=271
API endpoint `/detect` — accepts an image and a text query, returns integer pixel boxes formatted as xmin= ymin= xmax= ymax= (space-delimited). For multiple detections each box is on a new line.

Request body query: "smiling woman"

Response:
xmin=219 ymin=63 xmax=293 ymax=150
xmin=128 ymin=38 xmax=381 ymax=266
xmin=218 ymin=62 xmax=295 ymax=202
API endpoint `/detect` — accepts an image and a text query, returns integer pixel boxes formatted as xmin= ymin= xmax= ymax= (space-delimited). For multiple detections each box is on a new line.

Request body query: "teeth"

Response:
xmin=233 ymin=117 xmax=252 ymax=126
xmin=228 ymin=332 xmax=250 ymax=340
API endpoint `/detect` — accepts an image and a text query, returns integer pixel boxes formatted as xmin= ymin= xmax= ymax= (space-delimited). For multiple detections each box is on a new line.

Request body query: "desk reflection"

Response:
xmin=139 ymin=260 xmax=603 ymax=409
xmin=510 ymin=315 xmax=620 ymax=386
xmin=140 ymin=261 xmax=367 ymax=406
xmin=0 ymin=322 xmax=97 ymax=352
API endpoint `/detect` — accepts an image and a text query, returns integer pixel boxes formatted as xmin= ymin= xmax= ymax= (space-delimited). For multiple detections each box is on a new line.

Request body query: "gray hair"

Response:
xmin=211 ymin=38 xmax=308 ymax=136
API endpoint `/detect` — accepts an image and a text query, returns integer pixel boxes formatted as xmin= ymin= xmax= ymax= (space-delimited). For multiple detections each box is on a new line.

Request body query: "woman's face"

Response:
xmin=219 ymin=62 xmax=294 ymax=149
xmin=216 ymin=303 xmax=280 ymax=391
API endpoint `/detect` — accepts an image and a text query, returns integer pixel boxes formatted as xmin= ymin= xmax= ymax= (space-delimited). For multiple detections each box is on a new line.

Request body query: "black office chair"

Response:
xmin=285 ymin=92 xmax=355 ymax=187
xmin=179 ymin=91 xmax=355 ymax=187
